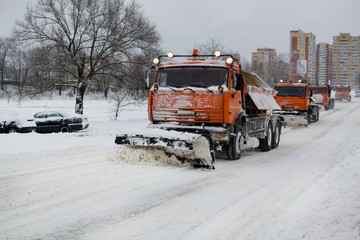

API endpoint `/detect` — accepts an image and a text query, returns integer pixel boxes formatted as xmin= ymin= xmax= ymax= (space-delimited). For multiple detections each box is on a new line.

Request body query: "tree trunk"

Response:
xmin=75 ymin=81 xmax=87 ymax=114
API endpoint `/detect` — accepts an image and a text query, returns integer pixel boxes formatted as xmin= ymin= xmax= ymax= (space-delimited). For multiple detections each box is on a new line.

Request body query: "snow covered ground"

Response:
xmin=1 ymin=96 xmax=360 ymax=240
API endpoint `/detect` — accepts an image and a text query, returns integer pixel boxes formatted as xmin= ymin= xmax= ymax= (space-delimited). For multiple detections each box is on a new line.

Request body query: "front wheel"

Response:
xmin=226 ymin=125 xmax=245 ymax=160
xmin=259 ymin=121 xmax=273 ymax=152
xmin=8 ymin=128 xmax=18 ymax=133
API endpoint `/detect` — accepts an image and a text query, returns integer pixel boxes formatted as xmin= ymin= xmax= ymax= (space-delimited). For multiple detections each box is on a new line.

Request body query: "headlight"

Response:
xmin=226 ymin=57 xmax=233 ymax=65
xmin=153 ymin=58 xmax=160 ymax=65
xmin=214 ymin=50 xmax=221 ymax=57
xmin=167 ymin=51 xmax=174 ymax=58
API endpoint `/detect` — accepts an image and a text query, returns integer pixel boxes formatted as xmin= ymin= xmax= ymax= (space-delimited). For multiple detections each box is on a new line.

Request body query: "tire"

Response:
xmin=226 ymin=124 xmax=245 ymax=160
xmin=259 ymin=121 xmax=273 ymax=152
xmin=60 ymin=126 xmax=70 ymax=133
xmin=314 ymin=108 xmax=319 ymax=122
xmin=8 ymin=128 xmax=18 ymax=133
xmin=272 ymin=121 xmax=281 ymax=149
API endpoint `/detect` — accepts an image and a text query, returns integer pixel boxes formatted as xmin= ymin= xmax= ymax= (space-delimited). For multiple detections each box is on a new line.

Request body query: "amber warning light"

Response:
xmin=192 ymin=49 xmax=199 ymax=56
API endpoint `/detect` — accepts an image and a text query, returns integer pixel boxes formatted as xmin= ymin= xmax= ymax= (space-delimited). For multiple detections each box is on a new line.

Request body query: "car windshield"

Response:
xmin=275 ymin=86 xmax=306 ymax=97
xmin=156 ymin=67 xmax=228 ymax=88
xmin=310 ymin=87 xmax=327 ymax=94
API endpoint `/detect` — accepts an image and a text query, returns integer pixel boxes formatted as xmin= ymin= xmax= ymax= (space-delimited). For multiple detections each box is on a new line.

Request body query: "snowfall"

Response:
xmin=1 ymin=94 xmax=360 ymax=240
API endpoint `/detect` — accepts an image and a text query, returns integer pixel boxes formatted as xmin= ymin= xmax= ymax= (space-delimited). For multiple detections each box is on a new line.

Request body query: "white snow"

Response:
xmin=1 ymin=96 xmax=360 ymax=240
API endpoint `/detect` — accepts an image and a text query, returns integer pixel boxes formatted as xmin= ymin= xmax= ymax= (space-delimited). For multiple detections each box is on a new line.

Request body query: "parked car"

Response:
xmin=355 ymin=90 xmax=360 ymax=98
xmin=33 ymin=110 xmax=89 ymax=133
xmin=0 ymin=109 xmax=35 ymax=133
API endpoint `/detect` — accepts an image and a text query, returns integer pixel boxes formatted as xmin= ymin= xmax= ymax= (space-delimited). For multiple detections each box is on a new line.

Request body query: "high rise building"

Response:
xmin=290 ymin=30 xmax=316 ymax=83
xmin=251 ymin=48 xmax=277 ymax=71
xmin=315 ymin=43 xmax=333 ymax=85
xmin=332 ymin=33 xmax=360 ymax=88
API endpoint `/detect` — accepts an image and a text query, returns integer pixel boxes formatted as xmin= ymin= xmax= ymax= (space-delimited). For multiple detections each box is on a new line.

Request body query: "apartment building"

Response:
xmin=315 ymin=43 xmax=333 ymax=85
xmin=251 ymin=48 xmax=277 ymax=71
xmin=290 ymin=30 xmax=316 ymax=83
xmin=332 ymin=33 xmax=360 ymax=88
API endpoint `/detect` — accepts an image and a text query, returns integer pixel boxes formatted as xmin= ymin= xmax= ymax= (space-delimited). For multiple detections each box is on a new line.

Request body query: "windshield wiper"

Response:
xmin=184 ymin=87 xmax=195 ymax=93
xmin=189 ymin=84 xmax=214 ymax=93
xmin=165 ymin=86 xmax=178 ymax=92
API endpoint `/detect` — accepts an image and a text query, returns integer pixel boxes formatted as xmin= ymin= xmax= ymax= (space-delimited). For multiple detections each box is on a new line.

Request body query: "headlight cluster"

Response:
xmin=152 ymin=50 xmax=234 ymax=66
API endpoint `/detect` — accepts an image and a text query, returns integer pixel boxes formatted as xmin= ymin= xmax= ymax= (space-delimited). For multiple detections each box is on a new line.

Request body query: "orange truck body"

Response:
xmin=309 ymin=85 xmax=335 ymax=110
xmin=274 ymin=82 xmax=320 ymax=126
xmin=334 ymin=85 xmax=351 ymax=102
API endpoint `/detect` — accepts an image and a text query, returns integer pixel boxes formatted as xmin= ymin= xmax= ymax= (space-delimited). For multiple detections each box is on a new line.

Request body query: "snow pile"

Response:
xmin=115 ymin=145 xmax=190 ymax=167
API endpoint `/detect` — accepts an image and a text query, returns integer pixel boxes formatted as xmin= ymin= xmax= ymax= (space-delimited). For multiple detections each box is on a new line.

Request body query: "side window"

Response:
xmin=157 ymin=71 xmax=167 ymax=87
xmin=230 ymin=73 xmax=235 ymax=89
xmin=48 ymin=113 xmax=62 ymax=118
xmin=35 ymin=113 xmax=47 ymax=118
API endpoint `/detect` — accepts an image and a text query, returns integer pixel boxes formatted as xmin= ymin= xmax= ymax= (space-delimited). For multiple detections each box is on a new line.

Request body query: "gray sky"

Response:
xmin=1 ymin=0 xmax=359 ymax=60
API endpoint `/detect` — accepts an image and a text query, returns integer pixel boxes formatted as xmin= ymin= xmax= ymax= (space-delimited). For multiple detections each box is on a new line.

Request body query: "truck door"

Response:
xmin=229 ymin=73 xmax=243 ymax=123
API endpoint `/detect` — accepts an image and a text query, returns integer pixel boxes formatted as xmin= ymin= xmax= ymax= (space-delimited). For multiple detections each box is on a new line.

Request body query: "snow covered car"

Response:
xmin=33 ymin=111 xmax=89 ymax=133
xmin=355 ymin=90 xmax=360 ymax=98
xmin=0 ymin=109 xmax=36 ymax=133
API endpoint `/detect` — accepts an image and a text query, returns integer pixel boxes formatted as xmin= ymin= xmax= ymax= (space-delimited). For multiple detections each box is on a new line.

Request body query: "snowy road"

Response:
xmin=1 ymin=99 xmax=360 ymax=240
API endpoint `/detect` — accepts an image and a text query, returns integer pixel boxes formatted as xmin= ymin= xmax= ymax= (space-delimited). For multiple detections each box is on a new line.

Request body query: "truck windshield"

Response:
xmin=335 ymin=88 xmax=349 ymax=92
xmin=275 ymin=86 xmax=306 ymax=97
xmin=310 ymin=87 xmax=327 ymax=94
xmin=156 ymin=67 xmax=228 ymax=88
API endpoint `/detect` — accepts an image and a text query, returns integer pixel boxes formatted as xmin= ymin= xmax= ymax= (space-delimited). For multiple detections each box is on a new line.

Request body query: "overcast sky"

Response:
xmin=1 ymin=0 xmax=359 ymax=60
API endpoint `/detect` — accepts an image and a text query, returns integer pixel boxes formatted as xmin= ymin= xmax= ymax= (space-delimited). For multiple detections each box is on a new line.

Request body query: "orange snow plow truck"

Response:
xmin=115 ymin=50 xmax=284 ymax=169
xmin=274 ymin=80 xmax=321 ymax=126
xmin=334 ymin=85 xmax=351 ymax=102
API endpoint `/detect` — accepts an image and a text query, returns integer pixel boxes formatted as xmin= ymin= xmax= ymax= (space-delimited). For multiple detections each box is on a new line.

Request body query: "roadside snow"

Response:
xmin=0 ymin=97 xmax=360 ymax=240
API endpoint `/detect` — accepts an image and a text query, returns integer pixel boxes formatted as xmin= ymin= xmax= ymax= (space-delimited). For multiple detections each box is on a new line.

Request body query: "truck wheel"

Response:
xmin=259 ymin=122 xmax=273 ymax=152
xmin=226 ymin=125 xmax=244 ymax=160
xmin=330 ymin=100 xmax=335 ymax=109
xmin=272 ymin=121 xmax=281 ymax=149
xmin=314 ymin=108 xmax=319 ymax=122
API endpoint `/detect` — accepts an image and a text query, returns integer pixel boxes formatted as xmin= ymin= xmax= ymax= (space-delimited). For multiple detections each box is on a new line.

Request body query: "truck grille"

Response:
xmin=152 ymin=108 xmax=223 ymax=123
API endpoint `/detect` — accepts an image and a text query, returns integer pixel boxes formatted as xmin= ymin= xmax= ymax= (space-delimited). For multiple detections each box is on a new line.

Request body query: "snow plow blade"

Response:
xmin=115 ymin=129 xmax=215 ymax=169
xmin=281 ymin=114 xmax=309 ymax=126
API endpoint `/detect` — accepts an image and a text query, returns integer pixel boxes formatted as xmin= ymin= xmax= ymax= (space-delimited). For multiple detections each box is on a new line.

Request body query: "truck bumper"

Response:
xmin=148 ymin=123 xmax=230 ymax=142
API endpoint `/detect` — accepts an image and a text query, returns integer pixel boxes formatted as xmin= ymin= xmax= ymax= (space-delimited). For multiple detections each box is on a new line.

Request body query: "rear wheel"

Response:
xmin=259 ymin=121 xmax=273 ymax=152
xmin=272 ymin=121 xmax=281 ymax=149
xmin=60 ymin=126 xmax=70 ymax=133
xmin=226 ymin=124 xmax=245 ymax=160
xmin=314 ymin=107 xmax=319 ymax=122
xmin=329 ymin=99 xmax=335 ymax=109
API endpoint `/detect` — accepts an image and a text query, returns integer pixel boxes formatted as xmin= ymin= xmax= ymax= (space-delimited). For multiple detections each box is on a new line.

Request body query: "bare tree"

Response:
xmin=0 ymin=38 xmax=12 ymax=91
xmin=252 ymin=53 xmax=290 ymax=86
xmin=6 ymin=48 xmax=31 ymax=100
xmin=195 ymin=37 xmax=226 ymax=55
xmin=15 ymin=0 xmax=160 ymax=114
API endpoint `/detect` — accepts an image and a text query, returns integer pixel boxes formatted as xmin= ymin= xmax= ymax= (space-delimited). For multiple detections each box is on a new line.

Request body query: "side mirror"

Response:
xmin=235 ymin=73 xmax=244 ymax=91
xmin=145 ymin=66 xmax=156 ymax=89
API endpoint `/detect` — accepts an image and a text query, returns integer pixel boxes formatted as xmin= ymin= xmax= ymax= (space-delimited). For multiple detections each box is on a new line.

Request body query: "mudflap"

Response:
xmin=115 ymin=130 xmax=215 ymax=169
